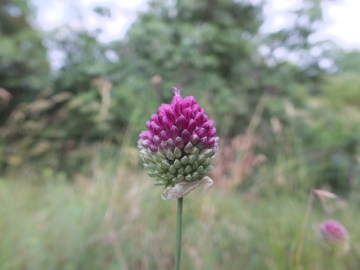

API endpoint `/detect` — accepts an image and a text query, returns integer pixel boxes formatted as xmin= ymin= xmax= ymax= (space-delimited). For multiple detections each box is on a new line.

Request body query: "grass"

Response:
xmin=1 ymin=150 xmax=360 ymax=270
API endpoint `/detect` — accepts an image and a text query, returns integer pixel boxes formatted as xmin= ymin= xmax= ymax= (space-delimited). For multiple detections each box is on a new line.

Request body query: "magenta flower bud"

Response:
xmin=318 ymin=220 xmax=350 ymax=255
xmin=175 ymin=137 xmax=185 ymax=148
xmin=151 ymin=114 xmax=159 ymax=124
xmin=157 ymin=104 xmax=171 ymax=116
xmin=158 ymin=142 xmax=166 ymax=151
xmin=149 ymin=145 xmax=158 ymax=153
xmin=166 ymin=139 xmax=175 ymax=149
xmin=139 ymin=131 xmax=150 ymax=140
xmin=153 ymin=135 xmax=161 ymax=146
xmin=141 ymin=139 xmax=152 ymax=148
xmin=198 ymin=137 xmax=207 ymax=148
xmin=191 ymin=104 xmax=200 ymax=113
xmin=187 ymin=119 xmax=197 ymax=133
xmin=158 ymin=115 xmax=172 ymax=130
xmin=176 ymin=115 xmax=188 ymax=130
xmin=190 ymin=133 xmax=199 ymax=144
xmin=207 ymin=128 xmax=216 ymax=137
xmin=183 ymin=96 xmax=196 ymax=107
xmin=170 ymin=125 xmax=179 ymax=139
xmin=159 ymin=130 xmax=170 ymax=141
xmin=147 ymin=134 xmax=154 ymax=142
xmin=195 ymin=128 xmax=207 ymax=138
xmin=165 ymin=108 xmax=176 ymax=123
xmin=202 ymin=120 xmax=214 ymax=132
xmin=138 ymin=84 xmax=219 ymax=188
xmin=182 ymin=108 xmax=193 ymax=120
xmin=181 ymin=130 xmax=191 ymax=141
xmin=194 ymin=112 xmax=208 ymax=126
xmin=150 ymin=122 xmax=162 ymax=135
xmin=206 ymin=137 xmax=215 ymax=147
xmin=174 ymin=100 xmax=186 ymax=116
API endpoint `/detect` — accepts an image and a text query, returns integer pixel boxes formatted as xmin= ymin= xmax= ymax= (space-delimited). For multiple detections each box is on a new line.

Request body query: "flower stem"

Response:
xmin=295 ymin=190 xmax=315 ymax=270
xmin=330 ymin=254 xmax=338 ymax=270
xmin=175 ymin=197 xmax=183 ymax=270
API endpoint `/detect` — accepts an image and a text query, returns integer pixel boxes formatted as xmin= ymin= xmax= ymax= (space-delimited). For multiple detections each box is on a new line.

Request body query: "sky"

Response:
xmin=30 ymin=0 xmax=360 ymax=49
xmin=262 ymin=0 xmax=360 ymax=49
xmin=30 ymin=0 xmax=360 ymax=69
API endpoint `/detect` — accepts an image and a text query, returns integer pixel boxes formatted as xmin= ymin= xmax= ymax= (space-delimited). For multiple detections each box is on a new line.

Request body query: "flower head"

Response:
xmin=318 ymin=219 xmax=350 ymax=255
xmin=138 ymin=84 xmax=218 ymax=189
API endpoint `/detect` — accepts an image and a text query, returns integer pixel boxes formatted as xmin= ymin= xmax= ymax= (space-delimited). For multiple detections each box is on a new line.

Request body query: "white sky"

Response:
xmin=30 ymin=0 xmax=360 ymax=69
xmin=262 ymin=0 xmax=360 ymax=49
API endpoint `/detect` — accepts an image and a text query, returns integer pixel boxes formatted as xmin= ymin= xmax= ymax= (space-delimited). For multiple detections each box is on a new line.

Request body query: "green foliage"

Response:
xmin=0 ymin=0 xmax=359 ymax=194
xmin=0 ymin=0 xmax=50 ymax=122
xmin=1 ymin=158 xmax=360 ymax=269
xmin=1 ymin=0 xmax=360 ymax=268
xmin=117 ymin=0 xmax=266 ymax=136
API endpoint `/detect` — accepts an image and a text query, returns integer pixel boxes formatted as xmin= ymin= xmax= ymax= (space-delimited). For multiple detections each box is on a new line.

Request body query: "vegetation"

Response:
xmin=0 ymin=0 xmax=360 ymax=269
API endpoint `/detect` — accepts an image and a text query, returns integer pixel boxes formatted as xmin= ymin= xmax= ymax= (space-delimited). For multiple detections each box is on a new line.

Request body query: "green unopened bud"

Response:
xmin=192 ymin=172 xmax=199 ymax=180
xmin=154 ymin=179 xmax=167 ymax=185
xmin=196 ymin=154 xmax=206 ymax=163
xmin=188 ymin=155 xmax=196 ymax=164
xmin=174 ymin=147 xmax=182 ymax=158
xmin=169 ymin=165 xmax=177 ymax=174
xmin=192 ymin=161 xmax=199 ymax=170
xmin=167 ymin=172 xmax=175 ymax=179
xmin=173 ymin=159 xmax=181 ymax=169
xmin=144 ymin=164 xmax=152 ymax=170
xmin=166 ymin=150 xmax=175 ymax=160
xmin=205 ymin=165 xmax=213 ymax=172
xmin=200 ymin=148 xmax=214 ymax=157
xmin=177 ymin=174 xmax=184 ymax=182
xmin=185 ymin=165 xmax=192 ymax=174
xmin=177 ymin=167 xmax=185 ymax=175
xmin=156 ymin=151 xmax=166 ymax=160
xmin=180 ymin=156 xmax=188 ymax=165
xmin=161 ymin=160 xmax=171 ymax=169
xmin=202 ymin=158 xmax=212 ymax=167
xmin=198 ymin=172 xmax=206 ymax=179
xmin=197 ymin=166 xmax=204 ymax=174
xmin=185 ymin=174 xmax=192 ymax=181
xmin=184 ymin=142 xmax=194 ymax=153
xmin=191 ymin=147 xmax=200 ymax=156
xmin=143 ymin=154 xmax=153 ymax=162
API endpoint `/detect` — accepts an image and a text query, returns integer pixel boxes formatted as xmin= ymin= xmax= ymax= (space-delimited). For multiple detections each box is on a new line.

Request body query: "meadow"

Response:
xmin=1 ymin=143 xmax=359 ymax=270
xmin=1 ymin=0 xmax=360 ymax=269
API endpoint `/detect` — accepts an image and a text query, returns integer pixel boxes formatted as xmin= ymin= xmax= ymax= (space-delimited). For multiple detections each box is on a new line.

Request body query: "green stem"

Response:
xmin=295 ymin=190 xmax=315 ymax=270
xmin=330 ymin=254 xmax=338 ymax=270
xmin=174 ymin=197 xmax=183 ymax=270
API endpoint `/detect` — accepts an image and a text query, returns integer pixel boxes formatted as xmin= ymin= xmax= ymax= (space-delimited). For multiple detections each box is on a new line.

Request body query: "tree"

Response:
xmin=0 ymin=0 xmax=49 ymax=123
xmin=116 ymin=0 xmax=266 ymax=136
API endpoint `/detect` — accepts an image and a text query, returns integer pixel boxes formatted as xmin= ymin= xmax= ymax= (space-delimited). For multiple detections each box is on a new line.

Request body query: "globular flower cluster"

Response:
xmin=318 ymin=219 xmax=350 ymax=255
xmin=138 ymin=84 xmax=218 ymax=187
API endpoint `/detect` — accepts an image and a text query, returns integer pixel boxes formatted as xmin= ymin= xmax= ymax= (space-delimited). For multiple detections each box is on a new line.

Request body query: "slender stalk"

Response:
xmin=174 ymin=197 xmax=183 ymax=270
xmin=295 ymin=190 xmax=315 ymax=270
xmin=330 ymin=254 xmax=338 ymax=270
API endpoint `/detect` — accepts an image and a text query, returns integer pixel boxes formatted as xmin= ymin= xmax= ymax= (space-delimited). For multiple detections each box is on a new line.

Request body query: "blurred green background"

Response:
xmin=1 ymin=0 xmax=360 ymax=269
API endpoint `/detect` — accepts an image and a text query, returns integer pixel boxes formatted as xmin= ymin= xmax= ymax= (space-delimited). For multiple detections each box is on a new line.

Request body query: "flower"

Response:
xmin=318 ymin=219 xmax=350 ymax=255
xmin=138 ymin=84 xmax=218 ymax=189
